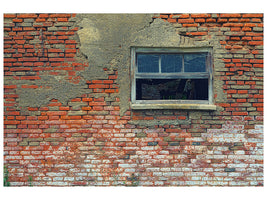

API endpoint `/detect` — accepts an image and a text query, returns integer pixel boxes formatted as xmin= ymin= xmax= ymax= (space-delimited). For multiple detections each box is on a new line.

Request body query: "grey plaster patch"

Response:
xmin=17 ymin=75 xmax=88 ymax=108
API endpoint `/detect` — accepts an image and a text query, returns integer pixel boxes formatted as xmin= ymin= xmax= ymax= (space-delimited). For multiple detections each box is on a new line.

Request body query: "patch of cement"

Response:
xmin=14 ymin=14 xmax=228 ymax=115
xmin=17 ymin=75 xmax=88 ymax=108
xmin=75 ymin=14 xmax=182 ymax=115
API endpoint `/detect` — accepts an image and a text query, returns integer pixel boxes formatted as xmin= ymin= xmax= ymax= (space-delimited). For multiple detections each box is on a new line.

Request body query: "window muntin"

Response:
xmin=131 ymin=48 xmax=213 ymax=105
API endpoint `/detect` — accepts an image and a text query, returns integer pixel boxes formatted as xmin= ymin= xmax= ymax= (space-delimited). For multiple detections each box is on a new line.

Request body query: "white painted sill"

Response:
xmin=131 ymin=103 xmax=217 ymax=111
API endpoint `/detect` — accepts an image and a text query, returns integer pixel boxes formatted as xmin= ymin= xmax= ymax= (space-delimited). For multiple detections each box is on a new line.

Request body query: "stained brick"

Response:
xmin=3 ymin=12 xmax=263 ymax=188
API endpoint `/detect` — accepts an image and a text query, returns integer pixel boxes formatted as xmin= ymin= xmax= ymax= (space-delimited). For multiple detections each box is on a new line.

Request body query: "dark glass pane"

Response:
xmin=137 ymin=54 xmax=159 ymax=73
xmin=136 ymin=79 xmax=208 ymax=100
xmin=184 ymin=53 xmax=207 ymax=72
xmin=161 ymin=54 xmax=183 ymax=73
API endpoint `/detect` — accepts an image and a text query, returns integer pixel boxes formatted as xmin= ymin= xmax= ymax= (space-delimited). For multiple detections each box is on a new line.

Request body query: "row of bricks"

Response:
xmin=160 ymin=13 xmax=263 ymax=19
xmin=4 ymin=65 xmax=88 ymax=71
xmin=4 ymin=14 xmax=74 ymax=18
xmin=4 ymin=51 xmax=77 ymax=58
xmin=6 ymin=181 xmax=263 ymax=186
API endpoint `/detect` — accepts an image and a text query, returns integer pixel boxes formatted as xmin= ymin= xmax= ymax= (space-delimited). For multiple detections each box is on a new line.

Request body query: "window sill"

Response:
xmin=131 ymin=103 xmax=217 ymax=111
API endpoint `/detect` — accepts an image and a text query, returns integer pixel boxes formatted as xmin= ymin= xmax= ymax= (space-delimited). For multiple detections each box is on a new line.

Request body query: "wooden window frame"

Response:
xmin=130 ymin=47 xmax=216 ymax=111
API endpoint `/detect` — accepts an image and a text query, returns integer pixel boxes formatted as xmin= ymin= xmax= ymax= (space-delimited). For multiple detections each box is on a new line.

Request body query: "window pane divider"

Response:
xmin=159 ymin=55 xmax=162 ymax=73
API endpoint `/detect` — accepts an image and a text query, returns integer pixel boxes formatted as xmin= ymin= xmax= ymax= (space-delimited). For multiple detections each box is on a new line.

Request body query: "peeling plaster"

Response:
xmin=15 ymin=14 xmax=228 ymax=115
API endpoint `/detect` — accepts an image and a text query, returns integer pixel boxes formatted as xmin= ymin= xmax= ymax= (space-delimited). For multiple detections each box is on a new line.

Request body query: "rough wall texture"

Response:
xmin=3 ymin=13 xmax=263 ymax=186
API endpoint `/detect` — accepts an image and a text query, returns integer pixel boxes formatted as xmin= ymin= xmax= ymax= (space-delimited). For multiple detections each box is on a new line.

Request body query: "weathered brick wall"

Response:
xmin=4 ymin=13 xmax=263 ymax=186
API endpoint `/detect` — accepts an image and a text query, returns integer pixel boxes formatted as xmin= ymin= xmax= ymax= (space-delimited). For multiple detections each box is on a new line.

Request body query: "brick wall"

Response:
xmin=3 ymin=13 xmax=263 ymax=186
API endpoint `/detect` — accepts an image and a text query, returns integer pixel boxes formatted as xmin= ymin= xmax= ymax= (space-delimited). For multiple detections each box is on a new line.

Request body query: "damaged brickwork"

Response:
xmin=3 ymin=13 xmax=263 ymax=186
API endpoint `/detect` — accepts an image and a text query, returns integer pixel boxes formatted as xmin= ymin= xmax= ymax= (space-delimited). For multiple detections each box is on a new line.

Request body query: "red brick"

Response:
xmin=238 ymin=90 xmax=248 ymax=94
xmin=172 ymin=14 xmax=189 ymax=18
xmin=248 ymin=41 xmax=263 ymax=46
xmin=21 ymin=85 xmax=38 ymax=89
xmin=82 ymin=107 xmax=92 ymax=111
xmin=241 ymin=36 xmax=252 ymax=41
xmin=206 ymin=19 xmax=216 ymax=23
xmin=232 ymin=112 xmax=248 ymax=116
xmin=167 ymin=18 xmax=176 ymax=23
xmin=65 ymin=40 xmax=77 ymax=44
xmin=27 ymin=107 xmax=38 ymax=111
xmin=178 ymin=116 xmax=187 ymax=120
xmin=242 ymin=27 xmax=252 ymax=32
xmin=92 ymin=106 xmax=104 ymax=111
xmin=257 ymin=107 xmax=263 ymax=111
xmin=49 ymin=58 xmax=65 ymax=62
xmin=17 ymin=14 xmax=38 ymax=18
xmin=183 ymin=24 xmax=199 ymax=27
xmin=4 ymin=120 xmax=20 ymax=125
xmin=217 ymin=103 xmax=231 ymax=107
xmin=253 ymin=103 xmax=263 ymax=107
xmin=227 ymin=90 xmax=237 ymax=94
xmin=242 ymin=14 xmax=263 ymax=18
xmin=48 ymin=102 xmax=62 ymax=107
xmin=4 ymin=58 xmax=17 ymax=62
xmin=21 ymin=76 xmax=41 ymax=80
xmin=218 ymin=18 xmax=228 ymax=23
xmin=82 ymin=98 xmax=93 ymax=102
xmin=92 ymin=80 xmax=103 ymax=84
xmin=220 ymin=14 xmax=241 ymax=18
xmin=109 ymin=75 xmax=118 ymax=80
xmin=47 ymin=111 xmax=67 ymax=116
xmin=178 ymin=19 xmax=195 ymax=23
xmin=186 ymin=32 xmax=207 ymax=36
xmin=236 ymin=99 xmax=247 ymax=103
xmin=57 ymin=18 xmax=68 ymax=22
xmin=195 ymin=19 xmax=205 ymax=23
xmin=4 ymin=85 xmax=17 ymax=89
xmin=6 ymin=111 xmax=20 ymax=115
xmin=89 ymin=102 xmax=106 ymax=106
xmin=251 ymin=18 xmax=262 ymax=22
xmin=254 ymin=64 xmax=263 ymax=68
xmin=103 ymin=80 xmax=113 ymax=84
xmin=191 ymin=14 xmax=210 ymax=18
xmin=89 ymin=84 xmax=109 ymax=89
xmin=132 ymin=116 xmax=144 ymax=120
xmin=59 ymin=106 xmax=70 ymax=111
xmin=159 ymin=14 xmax=169 ymax=18
xmin=105 ymin=89 xmax=116 ymax=93
xmin=223 ymin=23 xmax=244 ymax=27
xmin=250 ymin=59 xmax=263 ymax=64
xmin=4 ymin=14 xmax=16 ymax=18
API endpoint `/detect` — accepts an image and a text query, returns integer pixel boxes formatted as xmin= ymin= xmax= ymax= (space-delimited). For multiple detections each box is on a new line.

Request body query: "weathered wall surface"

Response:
xmin=4 ymin=13 xmax=263 ymax=186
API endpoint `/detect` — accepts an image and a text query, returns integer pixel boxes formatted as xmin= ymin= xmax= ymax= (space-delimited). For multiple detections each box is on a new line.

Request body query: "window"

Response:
xmin=131 ymin=47 xmax=216 ymax=110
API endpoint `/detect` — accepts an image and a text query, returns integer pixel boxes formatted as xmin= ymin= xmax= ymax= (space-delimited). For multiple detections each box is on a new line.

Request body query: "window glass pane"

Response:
xmin=161 ymin=54 xmax=183 ymax=73
xmin=136 ymin=79 xmax=208 ymax=100
xmin=184 ymin=53 xmax=207 ymax=72
xmin=137 ymin=54 xmax=159 ymax=73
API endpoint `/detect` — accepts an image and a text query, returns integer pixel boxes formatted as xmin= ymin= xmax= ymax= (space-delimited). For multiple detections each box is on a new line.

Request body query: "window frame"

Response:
xmin=130 ymin=47 xmax=216 ymax=110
